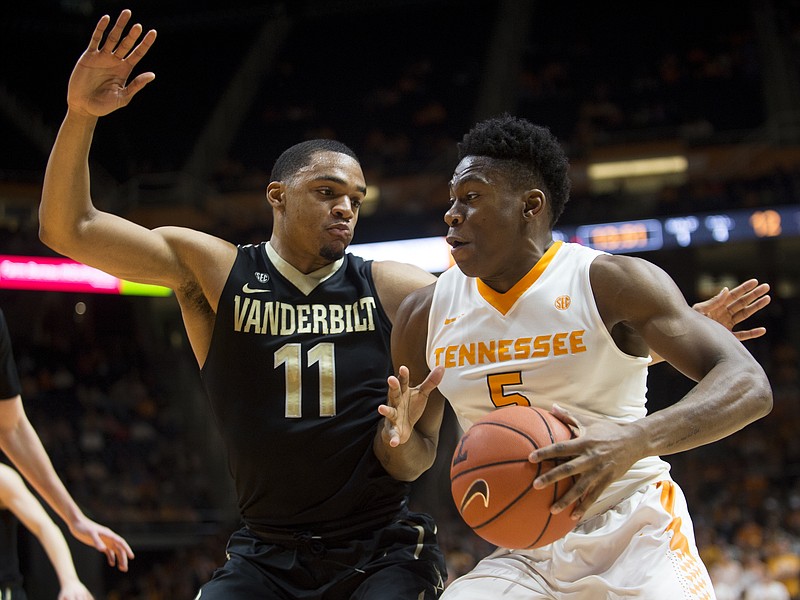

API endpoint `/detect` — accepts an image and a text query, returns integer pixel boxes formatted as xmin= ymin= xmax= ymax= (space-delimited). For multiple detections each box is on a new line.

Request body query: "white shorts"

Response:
xmin=442 ymin=479 xmax=715 ymax=600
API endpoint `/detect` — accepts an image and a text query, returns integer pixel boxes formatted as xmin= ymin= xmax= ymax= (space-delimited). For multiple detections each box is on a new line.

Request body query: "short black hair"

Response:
xmin=270 ymin=139 xmax=359 ymax=182
xmin=457 ymin=114 xmax=571 ymax=226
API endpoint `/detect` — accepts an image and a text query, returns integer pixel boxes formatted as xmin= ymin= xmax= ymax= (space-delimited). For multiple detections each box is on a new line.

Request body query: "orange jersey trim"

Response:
xmin=476 ymin=241 xmax=563 ymax=315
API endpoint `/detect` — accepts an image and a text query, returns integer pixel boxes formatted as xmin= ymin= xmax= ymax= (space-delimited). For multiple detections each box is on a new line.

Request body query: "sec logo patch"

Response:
xmin=554 ymin=295 xmax=571 ymax=310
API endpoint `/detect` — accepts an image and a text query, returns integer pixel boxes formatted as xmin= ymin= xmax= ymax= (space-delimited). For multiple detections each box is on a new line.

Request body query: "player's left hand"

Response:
xmin=69 ymin=514 xmax=134 ymax=572
xmin=693 ymin=279 xmax=770 ymax=341
xmin=378 ymin=365 xmax=444 ymax=447
xmin=527 ymin=404 xmax=641 ymax=521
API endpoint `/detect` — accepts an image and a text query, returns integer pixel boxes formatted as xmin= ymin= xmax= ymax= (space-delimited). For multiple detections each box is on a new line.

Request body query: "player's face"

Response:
xmin=445 ymin=156 xmax=534 ymax=288
xmin=282 ymin=151 xmax=366 ymax=267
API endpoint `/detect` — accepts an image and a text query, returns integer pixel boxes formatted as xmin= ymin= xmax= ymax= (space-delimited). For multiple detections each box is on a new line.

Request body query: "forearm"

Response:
xmin=0 ymin=417 xmax=84 ymax=526
xmin=373 ymin=428 xmax=436 ymax=482
xmin=39 ymin=110 xmax=99 ymax=255
xmin=639 ymin=361 xmax=771 ymax=457
xmin=36 ymin=519 xmax=82 ymax=588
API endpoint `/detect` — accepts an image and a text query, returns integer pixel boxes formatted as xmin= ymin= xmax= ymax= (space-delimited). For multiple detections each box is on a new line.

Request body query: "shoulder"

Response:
xmin=590 ymin=253 xmax=678 ymax=294
xmin=370 ymin=260 xmax=437 ymax=324
xmin=589 ymin=253 xmax=690 ymax=325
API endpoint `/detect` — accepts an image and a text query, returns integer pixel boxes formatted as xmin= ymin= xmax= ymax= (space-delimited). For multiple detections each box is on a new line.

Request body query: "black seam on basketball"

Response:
xmin=531 ymin=408 xmax=557 ymax=444
xmin=472 ymin=481 xmax=563 ymax=548
xmin=468 ymin=421 xmax=542 ymax=447
xmin=451 ymin=459 xmax=541 ymax=482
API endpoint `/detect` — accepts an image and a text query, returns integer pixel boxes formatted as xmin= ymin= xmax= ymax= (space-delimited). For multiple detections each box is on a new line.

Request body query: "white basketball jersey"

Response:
xmin=427 ymin=241 xmax=671 ymax=519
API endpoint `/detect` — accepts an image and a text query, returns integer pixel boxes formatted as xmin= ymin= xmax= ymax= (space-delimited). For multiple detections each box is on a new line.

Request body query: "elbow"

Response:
xmin=754 ymin=378 xmax=773 ymax=420
xmin=746 ymin=366 xmax=773 ymax=421
xmin=38 ymin=221 xmax=60 ymax=252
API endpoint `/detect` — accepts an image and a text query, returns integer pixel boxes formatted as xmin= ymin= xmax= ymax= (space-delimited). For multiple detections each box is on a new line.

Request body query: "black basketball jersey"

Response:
xmin=0 ymin=310 xmax=21 ymax=401
xmin=201 ymin=243 xmax=409 ymax=534
xmin=0 ymin=509 xmax=22 ymax=586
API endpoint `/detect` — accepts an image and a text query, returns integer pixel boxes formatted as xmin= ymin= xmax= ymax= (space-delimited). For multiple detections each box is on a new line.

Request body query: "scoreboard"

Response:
xmin=555 ymin=206 xmax=797 ymax=253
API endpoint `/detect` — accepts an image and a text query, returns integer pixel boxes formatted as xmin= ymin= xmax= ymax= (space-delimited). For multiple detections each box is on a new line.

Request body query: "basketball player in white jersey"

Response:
xmin=375 ymin=114 xmax=773 ymax=599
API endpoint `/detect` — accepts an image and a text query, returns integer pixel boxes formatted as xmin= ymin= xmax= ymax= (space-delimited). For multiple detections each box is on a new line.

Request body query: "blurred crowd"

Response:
xmin=1 ymin=1 xmax=799 ymax=597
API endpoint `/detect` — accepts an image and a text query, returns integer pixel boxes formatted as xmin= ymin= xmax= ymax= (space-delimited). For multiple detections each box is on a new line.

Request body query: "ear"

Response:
xmin=523 ymin=189 xmax=547 ymax=221
xmin=266 ymin=181 xmax=285 ymax=209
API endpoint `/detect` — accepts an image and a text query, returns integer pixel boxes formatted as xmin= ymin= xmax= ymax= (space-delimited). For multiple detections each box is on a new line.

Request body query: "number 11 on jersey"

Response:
xmin=275 ymin=342 xmax=337 ymax=417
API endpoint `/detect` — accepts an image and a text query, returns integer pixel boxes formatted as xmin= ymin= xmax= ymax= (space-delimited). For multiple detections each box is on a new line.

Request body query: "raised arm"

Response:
xmin=39 ymin=10 xmax=235 ymax=363
xmin=0 ymin=464 xmax=94 ymax=599
xmin=38 ymin=10 xmax=176 ymax=286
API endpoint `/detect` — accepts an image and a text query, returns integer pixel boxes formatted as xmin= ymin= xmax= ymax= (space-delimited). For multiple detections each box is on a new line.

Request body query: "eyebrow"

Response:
xmin=311 ymin=175 xmax=367 ymax=196
xmin=449 ymin=173 xmax=491 ymax=188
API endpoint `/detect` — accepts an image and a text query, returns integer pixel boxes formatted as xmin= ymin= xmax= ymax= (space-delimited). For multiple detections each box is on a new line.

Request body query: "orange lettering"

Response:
xmin=514 ymin=337 xmax=532 ymax=359
xmin=532 ymin=335 xmax=550 ymax=357
xmin=552 ymin=332 xmax=568 ymax=356
xmin=478 ymin=341 xmax=496 ymax=364
xmin=570 ymin=330 xmax=586 ymax=353
xmin=497 ymin=339 xmax=513 ymax=361
xmin=458 ymin=343 xmax=476 ymax=366
xmin=444 ymin=345 xmax=457 ymax=368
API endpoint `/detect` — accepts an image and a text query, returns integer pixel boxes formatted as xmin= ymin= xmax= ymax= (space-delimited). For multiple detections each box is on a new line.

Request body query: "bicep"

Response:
xmin=53 ymin=213 xmax=231 ymax=292
xmin=593 ymin=256 xmax=741 ymax=381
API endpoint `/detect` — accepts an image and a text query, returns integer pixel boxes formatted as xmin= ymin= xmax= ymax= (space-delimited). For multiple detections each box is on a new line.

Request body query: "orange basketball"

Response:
xmin=450 ymin=405 xmax=577 ymax=549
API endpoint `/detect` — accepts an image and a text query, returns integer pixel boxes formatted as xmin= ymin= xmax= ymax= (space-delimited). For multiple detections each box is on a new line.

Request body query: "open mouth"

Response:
xmin=446 ymin=235 xmax=467 ymax=249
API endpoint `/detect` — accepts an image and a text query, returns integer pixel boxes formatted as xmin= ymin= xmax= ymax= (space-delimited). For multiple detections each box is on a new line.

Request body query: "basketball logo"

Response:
xmin=554 ymin=295 xmax=571 ymax=310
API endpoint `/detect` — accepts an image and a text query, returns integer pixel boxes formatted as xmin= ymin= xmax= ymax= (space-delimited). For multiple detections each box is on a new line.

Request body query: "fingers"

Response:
xmin=94 ymin=10 xmax=157 ymax=65
xmin=113 ymin=21 xmax=143 ymax=58
xmin=732 ymin=327 xmax=767 ymax=341
xmin=692 ymin=287 xmax=728 ymax=312
xmin=113 ymin=543 xmax=129 ymax=572
xmin=418 ymin=365 xmax=444 ymax=395
xmin=729 ymin=285 xmax=771 ymax=323
xmin=725 ymin=278 xmax=760 ymax=300
xmin=101 ymin=9 xmax=132 ymax=54
xmin=124 ymin=72 xmax=157 ymax=103
xmin=126 ymin=28 xmax=158 ymax=68
xmin=88 ymin=14 xmax=111 ymax=52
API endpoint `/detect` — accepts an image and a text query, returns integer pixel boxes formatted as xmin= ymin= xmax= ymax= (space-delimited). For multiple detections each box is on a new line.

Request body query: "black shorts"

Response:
xmin=0 ymin=585 xmax=26 ymax=600
xmin=196 ymin=510 xmax=446 ymax=600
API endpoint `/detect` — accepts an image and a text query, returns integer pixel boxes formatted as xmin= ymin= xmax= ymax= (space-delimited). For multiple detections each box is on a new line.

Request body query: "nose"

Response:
xmin=333 ymin=196 xmax=354 ymax=219
xmin=444 ymin=204 xmax=462 ymax=227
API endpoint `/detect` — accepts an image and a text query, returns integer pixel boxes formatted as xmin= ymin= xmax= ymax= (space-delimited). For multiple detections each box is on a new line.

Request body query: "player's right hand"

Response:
xmin=378 ymin=365 xmax=444 ymax=447
xmin=67 ymin=9 xmax=157 ymax=118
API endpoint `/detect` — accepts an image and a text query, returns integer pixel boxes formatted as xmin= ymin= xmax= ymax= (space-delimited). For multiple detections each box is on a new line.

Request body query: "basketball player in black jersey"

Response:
xmin=0 ymin=306 xmax=133 ymax=579
xmin=40 ymin=10 xmax=446 ymax=598
xmin=39 ymin=10 xmax=770 ymax=598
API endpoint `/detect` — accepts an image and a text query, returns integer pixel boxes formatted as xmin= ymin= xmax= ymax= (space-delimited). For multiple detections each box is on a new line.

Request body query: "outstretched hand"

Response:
xmin=378 ymin=366 xmax=444 ymax=448
xmin=68 ymin=9 xmax=157 ymax=118
xmin=693 ymin=279 xmax=770 ymax=341
xmin=69 ymin=514 xmax=134 ymax=572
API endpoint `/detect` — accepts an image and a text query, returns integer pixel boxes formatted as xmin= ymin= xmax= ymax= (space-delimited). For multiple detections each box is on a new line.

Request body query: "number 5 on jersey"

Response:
xmin=487 ymin=371 xmax=531 ymax=408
